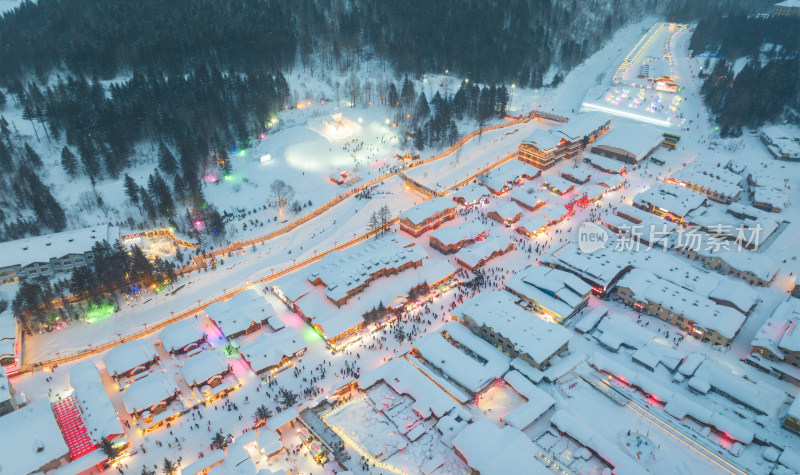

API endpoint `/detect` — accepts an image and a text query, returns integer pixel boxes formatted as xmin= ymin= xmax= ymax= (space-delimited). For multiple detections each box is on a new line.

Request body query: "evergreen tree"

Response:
xmin=157 ymin=142 xmax=178 ymax=175
xmin=139 ymin=184 xmax=157 ymax=220
xmin=78 ymin=141 xmax=101 ymax=180
xmin=447 ymin=121 xmax=459 ymax=146
xmin=23 ymin=142 xmax=43 ymax=168
xmin=173 ymin=174 xmax=187 ymax=203
xmin=0 ymin=139 xmax=12 ymax=168
xmin=387 ymin=83 xmax=399 ymax=108
xmin=124 ymin=174 xmax=140 ymax=207
xmin=278 ymin=387 xmax=298 ymax=408
xmin=100 ymin=438 xmax=118 ymax=460
xmin=496 ymin=85 xmax=510 ymax=117
xmin=414 ymin=92 xmax=430 ymax=121
xmin=148 ymin=171 xmax=174 ymax=218
xmin=400 ymin=76 xmax=415 ymax=109
xmin=413 ymin=127 xmax=425 ymax=151
xmin=161 ymin=458 xmax=177 ymax=475
xmin=129 ymin=245 xmax=155 ymax=284
xmin=60 ymin=146 xmax=78 ymax=176
xmin=219 ymin=149 xmax=232 ymax=175
xmin=253 ymin=404 xmax=273 ymax=425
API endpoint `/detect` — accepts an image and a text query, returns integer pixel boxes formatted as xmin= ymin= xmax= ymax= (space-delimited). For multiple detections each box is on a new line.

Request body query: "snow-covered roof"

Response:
xmin=429 ymin=222 xmax=488 ymax=248
xmin=693 ymin=360 xmax=787 ymax=417
xmin=455 ymin=235 xmax=514 ymax=269
xmin=488 ymin=201 xmax=524 ymax=221
xmin=617 ymin=268 xmax=745 ymax=339
xmin=633 ymin=183 xmax=706 ymax=216
xmin=454 ymin=291 xmax=572 ymax=366
xmin=69 ymin=361 xmax=125 ymax=443
xmin=603 ymin=213 xmax=676 ymax=241
xmin=554 ymin=112 xmax=610 ymax=141
xmin=502 ymin=370 xmax=555 ymax=430
xmin=762 ymin=124 xmax=800 ymax=158
xmin=775 ymin=0 xmax=800 ymax=7
xmin=521 ymin=128 xmax=567 ymax=151
xmin=413 ymin=322 xmax=510 ymax=394
xmin=359 ymin=357 xmax=458 ymax=418
xmin=265 ymin=407 xmax=300 ymax=431
xmin=52 ymin=449 xmax=107 ymax=475
xmin=182 ymin=450 xmax=226 ymax=475
xmin=587 ymin=153 xmax=627 ymax=173
xmin=591 ymin=123 xmax=663 ymax=161
xmin=449 ymin=183 xmax=491 ymax=204
xmin=313 ymin=310 xmax=364 ymax=341
xmin=239 ymin=327 xmax=306 ymax=373
xmin=267 ymin=315 xmax=285 ymax=331
xmin=541 ymin=241 xmax=632 ymax=288
xmin=708 ymin=279 xmax=759 ymax=314
xmin=594 ymin=316 xmax=657 ymax=352
xmin=505 ymin=265 xmax=591 ymax=319
xmin=536 ymin=204 xmax=567 ymax=222
xmin=683 ymin=204 xmax=779 ymax=249
xmin=0 ymin=308 xmax=16 ymax=342
xmin=634 ymin=251 xmax=721 ymax=296
xmin=670 ymin=167 xmax=741 ymax=199
xmin=121 ymin=373 xmax=179 ymax=415
xmin=788 ymin=395 xmax=800 ymax=421
xmin=515 ymin=215 xmax=551 ymax=235
xmin=276 ymin=248 xmax=455 ymax=337
xmin=591 ymin=352 xmax=754 ymax=444
xmin=102 ymin=339 xmax=158 ymax=377
xmin=550 ymin=409 xmax=648 ymax=475
xmin=0 ymin=225 xmax=120 ymax=270
xmin=561 ymin=166 xmax=592 ymax=182
xmin=308 ymin=236 xmax=426 ymax=303
xmin=754 ymin=186 xmax=790 ymax=209
xmin=452 ymin=418 xmax=551 ymax=475
xmin=631 ymin=340 xmax=685 ymax=372
xmin=180 ymin=350 xmax=231 ymax=386
xmin=0 ymin=399 xmax=68 ymax=475
xmin=508 ymin=188 xmax=549 ymax=209
xmin=205 ymin=287 xmax=275 ymax=337
xmin=479 ymin=160 xmax=541 ymax=191
xmin=581 ymin=184 xmax=608 ymax=202
xmin=595 ymin=173 xmax=626 ymax=189
xmin=158 ymin=319 xmax=206 ymax=353
xmin=398 ymin=196 xmax=456 ymax=226
xmin=779 ymin=311 xmax=800 ymax=353
xmin=574 ymin=305 xmax=608 ymax=333
xmin=751 ymin=297 xmax=800 ymax=358
xmin=541 ymin=175 xmax=575 ymax=194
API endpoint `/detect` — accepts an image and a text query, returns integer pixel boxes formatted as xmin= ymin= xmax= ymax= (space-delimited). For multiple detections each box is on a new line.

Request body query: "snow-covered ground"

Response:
xmin=6 ymin=18 xmax=800 ymax=475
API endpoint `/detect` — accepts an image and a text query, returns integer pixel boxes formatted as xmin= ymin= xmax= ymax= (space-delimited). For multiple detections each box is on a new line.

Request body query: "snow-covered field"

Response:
xmin=5 ymin=17 xmax=800 ymax=475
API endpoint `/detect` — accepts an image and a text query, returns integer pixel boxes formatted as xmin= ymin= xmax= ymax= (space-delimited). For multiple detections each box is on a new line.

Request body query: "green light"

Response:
xmin=85 ymin=302 xmax=116 ymax=324
xmin=224 ymin=174 xmax=232 ymax=181
xmin=301 ymin=325 xmax=325 ymax=344
xmin=237 ymin=149 xmax=246 ymax=157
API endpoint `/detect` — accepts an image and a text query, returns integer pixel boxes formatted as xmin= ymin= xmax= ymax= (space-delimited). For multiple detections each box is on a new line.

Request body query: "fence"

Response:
xmin=20 ymin=115 xmax=539 ymax=369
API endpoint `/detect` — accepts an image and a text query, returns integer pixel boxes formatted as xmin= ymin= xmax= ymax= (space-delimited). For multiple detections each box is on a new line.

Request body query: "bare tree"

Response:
xmin=270 ymin=180 xmax=295 ymax=219
xmin=345 ymin=73 xmax=360 ymax=108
